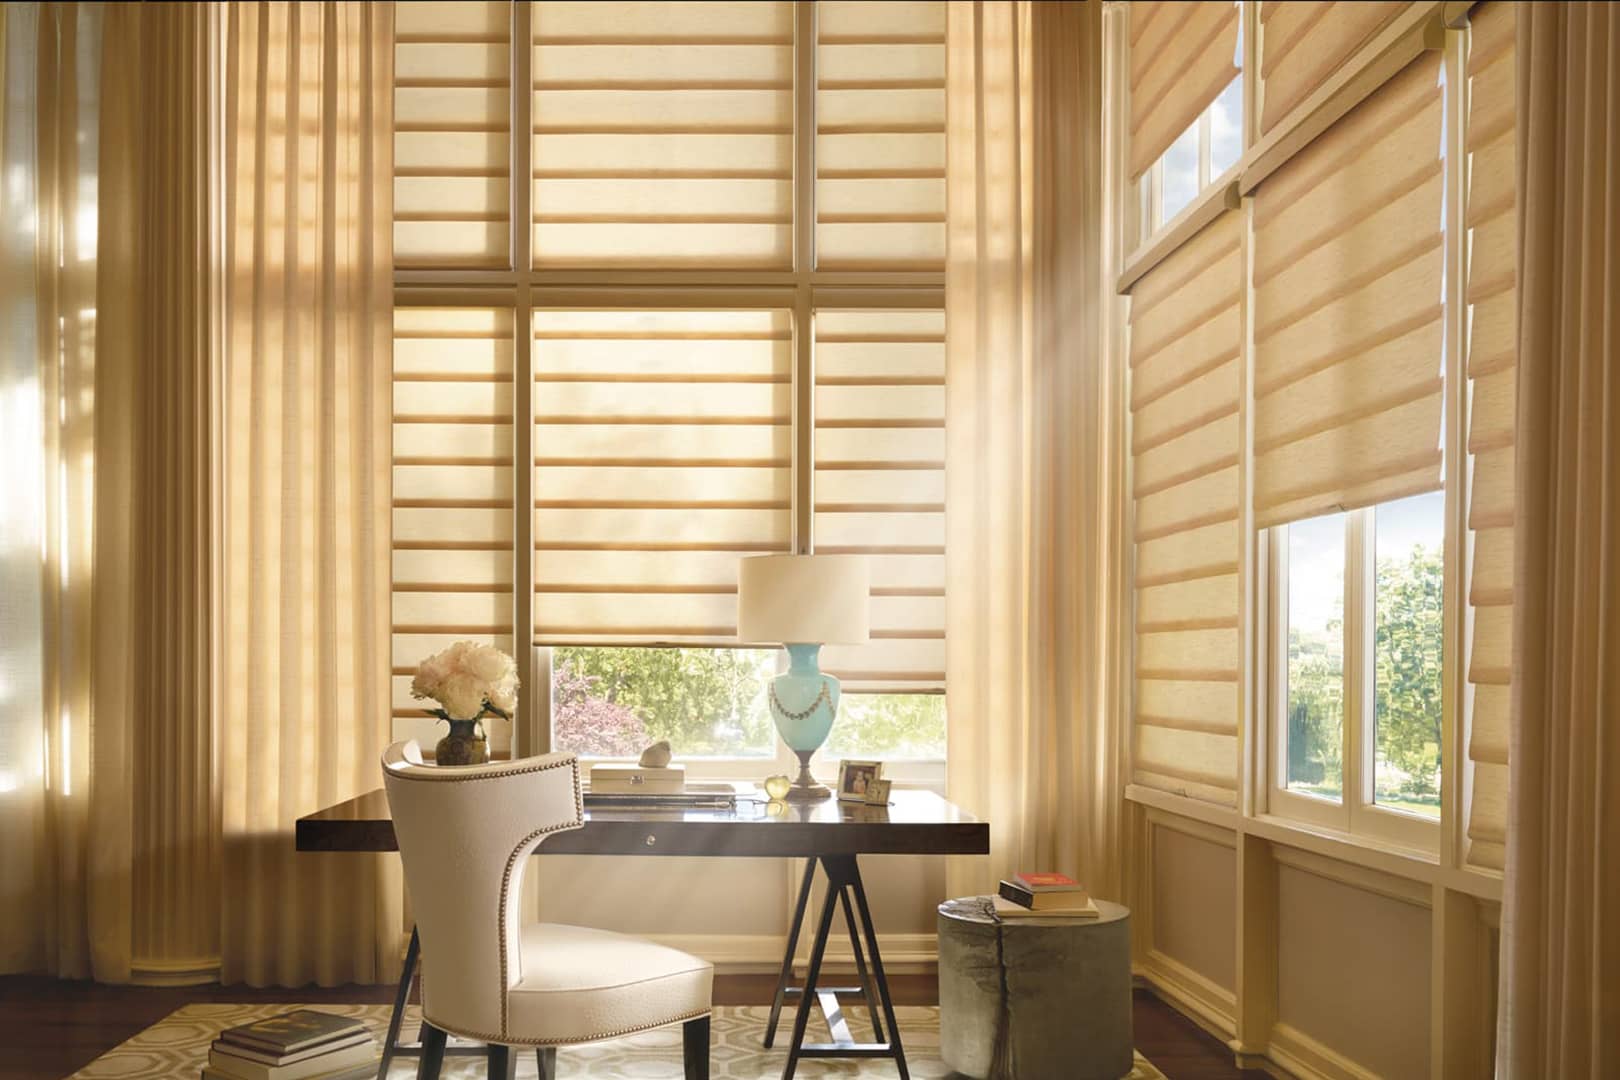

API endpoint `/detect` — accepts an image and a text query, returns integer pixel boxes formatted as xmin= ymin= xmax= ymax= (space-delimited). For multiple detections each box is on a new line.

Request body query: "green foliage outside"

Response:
xmin=827 ymin=693 xmax=946 ymax=759
xmin=1287 ymin=542 xmax=1443 ymax=811
xmin=552 ymin=646 xmax=948 ymax=760
xmin=554 ymin=647 xmax=776 ymax=756
xmin=1371 ymin=543 xmax=1443 ymax=812
xmin=1288 ymin=619 xmax=1344 ymax=798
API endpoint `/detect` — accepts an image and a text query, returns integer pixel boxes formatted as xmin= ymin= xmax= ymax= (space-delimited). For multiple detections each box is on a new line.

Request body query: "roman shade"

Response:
xmin=1128 ymin=210 xmax=1244 ymax=806
xmin=814 ymin=309 xmax=946 ymax=694
xmin=1258 ymin=1 xmax=1406 ymax=134
xmin=1462 ymin=0 xmax=1514 ymax=873
xmin=394 ymin=1 xmax=511 ymax=267
xmin=816 ymin=0 xmax=947 ymax=270
xmin=530 ymin=307 xmax=793 ymax=643
xmin=531 ymin=1 xmax=794 ymax=268
xmin=391 ymin=307 xmax=518 ymax=741
xmin=1128 ymin=0 xmax=1240 ymax=179
xmin=1251 ymin=52 xmax=1445 ymax=529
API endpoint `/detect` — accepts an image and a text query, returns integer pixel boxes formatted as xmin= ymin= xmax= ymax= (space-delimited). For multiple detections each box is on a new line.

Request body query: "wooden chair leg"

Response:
xmin=486 ymin=1043 xmax=516 ymax=1080
xmin=683 ymin=1015 xmax=711 ymax=1080
xmin=535 ymin=1046 xmax=558 ymax=1080
xmin=416 ymin=1025 xmax=447 ymax=1080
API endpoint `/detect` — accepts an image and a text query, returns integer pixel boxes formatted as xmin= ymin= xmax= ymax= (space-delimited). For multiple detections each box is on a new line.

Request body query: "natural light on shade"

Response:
xmin=1286 ymin=512 xmax=1345 ymax=802
xmin=1373 ymin=492 xmax=1444 ymax=817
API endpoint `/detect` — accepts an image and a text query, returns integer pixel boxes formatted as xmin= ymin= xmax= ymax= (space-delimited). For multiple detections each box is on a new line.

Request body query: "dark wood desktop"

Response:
xmin=297 ymin=788 xmax=988 ymax=1080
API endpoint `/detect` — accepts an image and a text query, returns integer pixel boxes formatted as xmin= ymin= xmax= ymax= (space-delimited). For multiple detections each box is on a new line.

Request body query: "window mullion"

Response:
xmin=511 ymin=0 xmax=538 ymax=755
xmin=793 ymin=1 xmax=816 ymax=557
xmin=1345 ymin=508 xmax=1373 ymax=829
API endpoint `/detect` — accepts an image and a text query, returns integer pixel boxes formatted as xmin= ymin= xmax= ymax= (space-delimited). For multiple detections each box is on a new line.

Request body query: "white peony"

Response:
xmin=410 ymin=641 xmax=521 ymax=721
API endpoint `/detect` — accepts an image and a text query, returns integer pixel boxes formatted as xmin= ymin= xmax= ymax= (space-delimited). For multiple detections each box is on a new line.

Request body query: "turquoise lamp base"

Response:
xmin=769 ymin=643 xmax=841 ymax=801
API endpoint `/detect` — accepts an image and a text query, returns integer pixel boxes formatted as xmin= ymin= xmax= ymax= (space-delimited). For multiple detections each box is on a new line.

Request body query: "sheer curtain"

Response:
xmin=1498 ymin=3 xmax=1620 ymax=1074
xmin=944 ymin=0 xmax=1122 ymax=901
xmin=0 ymin=1 xmax=106 ymax=979
xmin=220 ymin=1 xmax=401 ymax=987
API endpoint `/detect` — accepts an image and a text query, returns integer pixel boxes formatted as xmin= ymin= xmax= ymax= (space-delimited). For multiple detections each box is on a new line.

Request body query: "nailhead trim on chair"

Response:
xmin=494 ymin=763 xmax=584 ymax=1038
xmin=388 ymin=750 xmax=588 ymax=1042
xmin=387 ymin=751 xmax=583 ymax=786
xmin=421 ymin=1005 xmax=714 ymax=1048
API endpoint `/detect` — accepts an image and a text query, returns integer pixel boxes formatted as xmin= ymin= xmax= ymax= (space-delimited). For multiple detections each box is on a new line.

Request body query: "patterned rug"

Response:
xmin=72 ymin=1002 xmax=1165 ymax=1078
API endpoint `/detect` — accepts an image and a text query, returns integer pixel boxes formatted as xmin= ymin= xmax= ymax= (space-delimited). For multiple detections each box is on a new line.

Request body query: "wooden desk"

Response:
xmin=298 ymin=789 xmax=987 ymax=1080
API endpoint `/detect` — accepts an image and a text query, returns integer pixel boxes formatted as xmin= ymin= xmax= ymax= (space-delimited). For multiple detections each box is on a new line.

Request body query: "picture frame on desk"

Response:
xmin=862 ymin=777 xmax=892 ymax=806
xmin=837 ymin=759 xmax=882 ymax=802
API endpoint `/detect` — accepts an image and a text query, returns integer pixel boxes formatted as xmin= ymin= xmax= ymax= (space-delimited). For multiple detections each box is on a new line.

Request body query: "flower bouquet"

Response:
xmin=411 ymin=642 xmax=520 ymax=765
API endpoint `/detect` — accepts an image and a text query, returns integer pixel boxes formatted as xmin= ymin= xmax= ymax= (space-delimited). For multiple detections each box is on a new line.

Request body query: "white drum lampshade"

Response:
xmin=737 ymin=554 xmax=870 ymax=645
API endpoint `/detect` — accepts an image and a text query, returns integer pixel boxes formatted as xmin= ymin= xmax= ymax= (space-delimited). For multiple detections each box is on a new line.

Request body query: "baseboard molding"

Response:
xmin=1134 ymin=950 xmax=1238 ymax=1041
xmin=1266 ymin=1022 xmax=1382 ymax=1080
xmin=643 ymin=932 xmax=938 ymax=976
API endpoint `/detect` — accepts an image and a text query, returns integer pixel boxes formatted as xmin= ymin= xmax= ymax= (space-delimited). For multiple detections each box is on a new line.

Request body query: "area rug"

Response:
xmin=71 ymin=1002 xmax=1166 ymax=1078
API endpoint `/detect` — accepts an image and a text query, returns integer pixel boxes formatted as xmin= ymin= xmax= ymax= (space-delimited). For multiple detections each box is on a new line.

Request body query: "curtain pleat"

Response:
xmin=1498 ymin=3 xmax=1620 ymax=1075
xmin=0 ymin=0 xmax=101 ymax=980
xmin=95 ymin=1 xmax=222 ymax=984
xmin=221 ymin=1 xmax=401 ymax=987
xmin=945 ymin=0 xmax=1121 ymax=901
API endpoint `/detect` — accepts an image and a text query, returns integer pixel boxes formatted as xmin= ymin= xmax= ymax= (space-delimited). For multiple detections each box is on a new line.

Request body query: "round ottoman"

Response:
xmin=937 ymin=897 xmax=1133 ymax=1080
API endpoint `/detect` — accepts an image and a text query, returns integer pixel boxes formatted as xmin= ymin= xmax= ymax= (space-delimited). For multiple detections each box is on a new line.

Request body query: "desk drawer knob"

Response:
xmin=645 ymin=834 xmax=657 ymax=847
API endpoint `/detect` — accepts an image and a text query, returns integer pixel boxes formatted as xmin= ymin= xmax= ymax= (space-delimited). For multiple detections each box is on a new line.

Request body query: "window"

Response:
xmin=1283 ymin=511 xmax=1345 ymax=804
xmin=1372 ymin=492 xmax=1444 ymax=818
xmin=1253 ymin=50 xmax=1447 ymax=847
xmin=389 ymin=1 xmax=947 ymax=766
xmin=1131 ymin=1 xmax=1244 ymax=238
xmin=1140 ymin=71 xmax=1243 ymax=232
xmin=1271 ymin=495 xmax=1444 ymax=843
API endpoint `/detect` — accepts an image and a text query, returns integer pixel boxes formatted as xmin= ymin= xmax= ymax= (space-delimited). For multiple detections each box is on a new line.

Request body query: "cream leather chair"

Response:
xmin=382 ymin=741 xmax=713 ymax=1079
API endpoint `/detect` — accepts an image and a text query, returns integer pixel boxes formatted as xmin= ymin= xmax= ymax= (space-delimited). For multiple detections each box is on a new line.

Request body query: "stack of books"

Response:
xmin=202 ymin=1010 xmax=378 ymax=1080
xmin=993 ymin=872 xmax=1100 ymax=919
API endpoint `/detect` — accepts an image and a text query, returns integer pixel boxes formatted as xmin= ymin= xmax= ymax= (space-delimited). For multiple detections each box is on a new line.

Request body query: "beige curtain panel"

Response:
xmin=0 ymin=1 xmax=218 ymax=984
xmin=1257 ymin=1 xmax=1406 ymax=134
xmin=96 ymin=0 xmax=222 ymax=984
xmin=1462 ymin=0 xmax=1516 ymax=875
xmin=1127 ymin=210 xmax=1244 ymax=807
xmin=220 ymin=0 xmax=402 ymax=987
xmin=1498 ymin=2 xmax=1620 ymax=1075
xmin=945 ymin=0 xmax=1121 ymax=902
xmin=0 ymin=0 xmax=104 ymax=980
xmin=1128 ymin=0 xmax=1240 ymax=179
xmin=1251 ymin=50 xmax=1446 ymax=529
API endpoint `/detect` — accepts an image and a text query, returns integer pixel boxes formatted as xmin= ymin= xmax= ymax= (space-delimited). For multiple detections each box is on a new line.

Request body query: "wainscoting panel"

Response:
xmin=1276 ymin=861 xmax=1432 ymax=1080
xmin=1150 ymin=819 xmax=1238 ymax=993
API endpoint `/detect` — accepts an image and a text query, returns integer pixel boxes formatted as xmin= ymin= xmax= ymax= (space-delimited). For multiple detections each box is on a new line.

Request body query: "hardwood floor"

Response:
xmin=0 ymin=974 xmax=1264 ymax=1079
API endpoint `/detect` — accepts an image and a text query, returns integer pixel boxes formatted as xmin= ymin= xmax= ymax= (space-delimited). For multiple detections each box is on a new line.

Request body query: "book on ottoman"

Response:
xmin=997 ymin=872 xmax=1097 ymax=914
xmin=203 ymin=1010 xmax=377 ymax=1080
xmin=992 ymin=894 xmax=1101 ymax=920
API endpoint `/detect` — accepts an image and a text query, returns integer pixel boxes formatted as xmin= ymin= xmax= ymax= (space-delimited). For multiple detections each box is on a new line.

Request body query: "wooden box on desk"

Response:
xmin=588 ymin=764 xmax=686 ymax=795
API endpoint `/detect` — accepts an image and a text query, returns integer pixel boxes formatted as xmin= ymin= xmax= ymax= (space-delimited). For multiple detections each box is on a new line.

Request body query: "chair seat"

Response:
xmin=506 ymin=923 xmax=714 ymax=1045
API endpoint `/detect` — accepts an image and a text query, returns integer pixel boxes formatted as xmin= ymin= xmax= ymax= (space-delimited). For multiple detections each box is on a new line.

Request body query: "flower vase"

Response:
xmin=435 ymin=716 xmax=489 ymax=766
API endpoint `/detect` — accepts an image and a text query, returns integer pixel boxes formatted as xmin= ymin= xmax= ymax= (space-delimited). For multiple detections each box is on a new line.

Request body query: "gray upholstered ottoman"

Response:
xmin=937 ymin=896 xmax=1133 ymax=1080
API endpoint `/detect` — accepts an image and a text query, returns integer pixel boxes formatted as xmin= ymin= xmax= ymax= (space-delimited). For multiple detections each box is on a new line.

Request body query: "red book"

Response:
xmin=1013 ymin=872 xmax=1083 ymax=892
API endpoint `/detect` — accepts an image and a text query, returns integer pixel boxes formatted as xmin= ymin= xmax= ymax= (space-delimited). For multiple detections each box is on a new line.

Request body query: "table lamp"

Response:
xmin=737 ymin=554 xmax=869 ymax=801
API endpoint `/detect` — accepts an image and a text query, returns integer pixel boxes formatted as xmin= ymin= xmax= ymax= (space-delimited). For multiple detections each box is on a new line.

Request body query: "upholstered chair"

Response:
xmin=382 ymin=741 xmax=713 ymax=1079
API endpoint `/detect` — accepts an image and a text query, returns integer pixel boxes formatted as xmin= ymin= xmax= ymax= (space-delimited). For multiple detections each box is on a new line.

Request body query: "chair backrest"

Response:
xmin=381 ymin=741 xmax=582 ymax=1041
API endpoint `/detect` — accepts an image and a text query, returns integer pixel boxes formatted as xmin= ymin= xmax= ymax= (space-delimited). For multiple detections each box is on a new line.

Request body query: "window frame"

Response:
xmin=1264 ymin=507 xmax=1444 ymax=851
xmin=391 ymin=1 xmax=947 ymax=779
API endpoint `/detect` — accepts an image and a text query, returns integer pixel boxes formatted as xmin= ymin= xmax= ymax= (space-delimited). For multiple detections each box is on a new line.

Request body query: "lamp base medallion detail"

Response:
xmin=769 ymin=644 xmax=840 ymax=801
